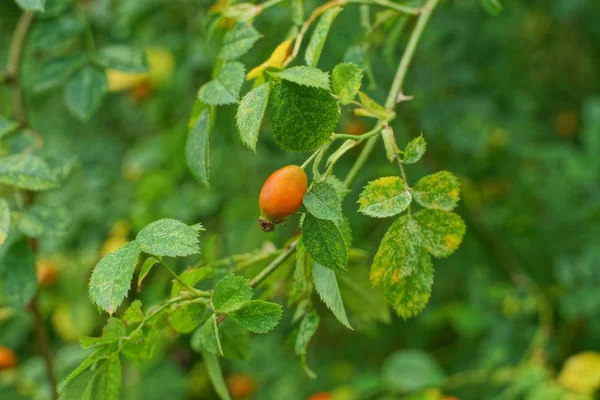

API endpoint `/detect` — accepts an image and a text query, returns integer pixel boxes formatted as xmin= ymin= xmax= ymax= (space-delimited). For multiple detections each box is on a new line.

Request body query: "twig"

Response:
xmin=6 ymin=11 xmax=35 ymax=127
xmin=343 ymin=0 xmax=441 ymax=188
xmin=30 ymin=297 xmax=58 ymax=399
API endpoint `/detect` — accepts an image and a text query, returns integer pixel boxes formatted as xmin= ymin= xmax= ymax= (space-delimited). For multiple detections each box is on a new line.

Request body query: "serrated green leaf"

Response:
xmin=303 ymin=182 xmax=342 ymax=221
xmin=0 ymin=238 xmax=36 ymax=308
xmin=404 ymin=134 xmax=426 ymax=164
xmin=59 ymin=369 xmax=96 ymax=400
xmin=201 ymin=350 xmax=232 ymax=400
xmin=136 ymin=218 xmax=200 ymax=257
xmin=305 ymin=7 xmax=343 ymax=67
xmin=201 ymin=314 xmax=223 ymax=356
xmin=0 ymin=154 xmax=59 ymax=191
xmin=268 ymin=81 xmax=339 ymax=152
xmin=236 ymin=82 xmax=269 ymax=151
xmin=270 ymin=66 xmax=330 ymax=91
xmin=198 ymin=62 xmax=245 ymax=105
xmin=220 ymin=23 xmax=262 ymax=60
xmin=0 ymin=199 xmax=10 ymax=246
xmin=230 ymin=300 xmax=282 ymax=333
xmin=58 ymin=347 xmax=109 ymax=394
xmin=122 ymin=300 xmax=143 ymax=324
xmin=302 ymin=212 xmax=347 ymax=271
xmin=481 ymin=0 xmax=503 ymax=16
xmin=385 ymin=247 xmax=433 ymax=319
xmin=89 ymin=241 xmax=141 ymax=314
xmin=371 ymin=215 xmax=421 ymax=285
xmin=313 ymin=263 xmax=352 ymax=329
xmin=97 ymin=45 xmax=148 ymax=72
xmin=294 ymin=309 xmax=319 ymax=356
xmin=137 ymin=257 xmax=157 ymax=290
xmin=35 ymin=55 xmax=86 ymax=92
xmin=332 ymin=62 xmax=363 ymax=104
xmin=213 ymin=274 xmax=253 ymax=314
xmin=358 ymin=176 xmax=412 ymax=218
xmin=103 ymin=317 xmax=126 ymax=338
xmin=186 ymin=108 xmax=212 ymax=187
xmin=0 ymin=116 xmax=19 ymax=138
xmin=15 ymin=0 xmax=45 ymax=11
xmin=382 ymin=349 xmax=445 ymax=392
xmin=412 ymin=171 xmax=460 ymax=211
xmin=170 ymin=302 xmax=208 ymax=333
xmin=414 ymin=209 xmax=466 ymax=258
xmin=18 ymin=204 xmax=72 ymax=237
xmin=92 ymin=356 xmax=121 ymax=400
xmin=64 ymin=65 xmax=107 ymax=121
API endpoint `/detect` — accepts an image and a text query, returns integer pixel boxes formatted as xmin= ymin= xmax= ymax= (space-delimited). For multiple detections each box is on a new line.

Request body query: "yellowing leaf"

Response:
xmin=558 ymin=352 xmax=600 ymax=395
xmin=246 ymin=40 xmax=292 ymax=80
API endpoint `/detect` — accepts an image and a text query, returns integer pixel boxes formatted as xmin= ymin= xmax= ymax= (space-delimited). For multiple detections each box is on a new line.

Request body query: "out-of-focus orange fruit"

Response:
xmin=226 ymin=373 xmax=256 ymax=398
xmin=0 ymin=347 xmax=17 ymax=370
xmin=307 ymin=392 xmax=331 ymax=400
xmin=36 ymin=260 xmax=58 ymax=287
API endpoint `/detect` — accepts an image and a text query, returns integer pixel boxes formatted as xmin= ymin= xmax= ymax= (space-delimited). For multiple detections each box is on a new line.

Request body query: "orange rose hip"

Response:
xmin=258 ymin=165 xmax=308 ymax=232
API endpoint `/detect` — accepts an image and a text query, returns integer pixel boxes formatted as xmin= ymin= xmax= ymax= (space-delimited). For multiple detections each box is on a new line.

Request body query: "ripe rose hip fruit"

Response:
xmin=307 ymin=392 xmax=331 ymax=400
xmin=0 ymin=347 xmax=17 ymax=370
xmin=36 ymin=260 xmax=58 ymax=287
xmin=258 ymin=165 xmax=307 ymax=232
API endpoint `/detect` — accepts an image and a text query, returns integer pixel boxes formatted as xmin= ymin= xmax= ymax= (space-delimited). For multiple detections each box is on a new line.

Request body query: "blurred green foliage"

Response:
xmin=1 ymin=0 xmax=600 ymax=399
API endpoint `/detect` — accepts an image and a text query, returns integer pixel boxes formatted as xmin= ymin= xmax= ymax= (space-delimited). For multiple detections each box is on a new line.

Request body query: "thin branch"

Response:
xmin=30 ymin=297 xmax=58 ymax=399
xmin=6 ymin=11 xmax=35 ymax=127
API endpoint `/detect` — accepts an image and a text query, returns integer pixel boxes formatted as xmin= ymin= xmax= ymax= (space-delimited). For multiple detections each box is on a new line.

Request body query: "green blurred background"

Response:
xmin=1 ymin=0 xmax=600 ymax=399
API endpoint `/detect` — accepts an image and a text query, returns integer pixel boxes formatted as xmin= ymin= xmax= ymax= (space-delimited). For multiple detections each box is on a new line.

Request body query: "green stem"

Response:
xmin=301 ymin=149 xmax=322 ymax=170
xmin=332 ymin=121 xmax=384 ymax=141
xmin=249 ymin=240 xmax=298 ymax=287
xmin=78 ymin=3 xmax=96 ymax=55
xmin=343 ymin=135 xmax=378 ymax=187
xmin=384 ymin=0 xmax=440 ymax=109
xmin=344 ymin=0 xmax=441 ymax=187
xmin=348 ymin=0 xmax=421 ymax=16
xmin=6 ymin=11 xmax=34 ymax=128
xmin=260 ymin=0 xmax=287 ymax=10
xmin=158 ymin=258 xmax=210 ymax=297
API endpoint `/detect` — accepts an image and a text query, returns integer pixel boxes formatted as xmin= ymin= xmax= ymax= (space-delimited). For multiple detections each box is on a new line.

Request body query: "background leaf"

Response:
xmin=201 ymin=350 xmax=232 ymax=400
xmin=18 ymin=204 xmax=72 ymax=238
xmin=0 ymin=238 xmax=36 ymax=309
xmin=186 ymin=108 xmax=212 ymax=187
xmin=0 ymin=199 xmax=10 ymax=245
xmin=294 ymin=310 xmax=319 ymax=356
xmin=0 ymin=154 xmax=59 ymax=191
xmin=15 ymin=0 xmax=45 ymax=11
xmin=97 ymin=45 xmax=149 ymax=72
xmin=382 ymin=349 xmax=446 ymax=393
xmin=64 ymin=65 xmax=108 ymax=121
xmin=305 ymin=7 xmax=343 ymax=67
